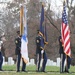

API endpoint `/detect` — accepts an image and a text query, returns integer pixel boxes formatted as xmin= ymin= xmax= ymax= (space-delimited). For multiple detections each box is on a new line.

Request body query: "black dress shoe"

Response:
xmin=66 ymin=71 xmax=69 ymax=73
xmin=64 ymin=70 xmax=69 ymax=73
xmin=21 ymin=70 xmax=28 ymax=72
xmin=17 ymin=70 xmax=20 ymax=72
xmin=40 ymin=69 xmax=46 ymax=72
xmin=36 ymin=70 xmax=40 ymax=72
xmin=41 ymin=70 xmax=46 ymax=72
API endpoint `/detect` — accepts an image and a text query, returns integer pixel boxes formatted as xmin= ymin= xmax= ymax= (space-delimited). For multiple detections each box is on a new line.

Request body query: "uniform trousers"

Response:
xmin=60 ymin=53 xmax=71 ymax=73
xmin=65 ymin=55 xmax=71 ymax=72
xmin=37 ymin=51 xmax=47 ymax=72
xmin=17 ymin=54 xmax=26 ymax=71
xmin=0 ymin=52 xmax=3 ymax=70
xmin=60 ymin=53 xmax=65 ymax=72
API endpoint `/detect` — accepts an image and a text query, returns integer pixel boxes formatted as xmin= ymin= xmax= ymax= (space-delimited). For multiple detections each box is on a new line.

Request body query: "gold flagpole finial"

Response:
xmin=63 ymin=0 xmax=66 ymax=6
xmin=42 ymin=2 xmax=45 ymax=7
xmin=64 ymin=0 xmax=66 ymax=2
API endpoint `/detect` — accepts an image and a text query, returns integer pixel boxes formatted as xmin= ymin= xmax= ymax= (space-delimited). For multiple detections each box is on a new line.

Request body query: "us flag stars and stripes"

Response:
xmin=61 ymin=2 xmax=71 ymax=57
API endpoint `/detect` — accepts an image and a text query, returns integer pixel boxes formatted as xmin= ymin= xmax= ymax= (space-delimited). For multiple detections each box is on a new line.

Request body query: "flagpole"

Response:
xmin=65 ymin=54 xmax=69 ymax=72
xmin=21 ymin=5 xmax=29 ymax=64
xmin=60 ymin=0 xmax=71 ymax=72
xmin=60 ymin=0 xmax=67 ymax=73
xmin=63 ymin=0 xmax=68 ymax=72
xmin=20 ymin=0 xmax=29 ymax=64
xmin=39 ymin=1 xmax=45 ymax=69
xmin=20 ymin=5 xmax=24 ymax=36
xmin=40 ymin=1 xmax=48 ymax=70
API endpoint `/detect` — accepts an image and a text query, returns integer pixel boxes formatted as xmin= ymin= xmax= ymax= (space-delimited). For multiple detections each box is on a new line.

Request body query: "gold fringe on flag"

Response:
xmin=22 ymin=57 xmax=28 ymax=64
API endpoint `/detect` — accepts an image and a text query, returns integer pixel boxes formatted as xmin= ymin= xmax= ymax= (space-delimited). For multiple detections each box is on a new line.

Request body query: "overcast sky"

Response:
xmin=0 ymin=0 xmax=75 ymax=15
xmin=47 ymin=0 xmax=75 ymax=18
xmin=0 ymin=0 xmax=13 ymax=9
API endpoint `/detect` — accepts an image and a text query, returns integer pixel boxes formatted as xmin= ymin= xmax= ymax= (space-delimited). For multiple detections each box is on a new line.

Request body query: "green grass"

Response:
xmin=0 ymin=65 xmax=75 ymax=75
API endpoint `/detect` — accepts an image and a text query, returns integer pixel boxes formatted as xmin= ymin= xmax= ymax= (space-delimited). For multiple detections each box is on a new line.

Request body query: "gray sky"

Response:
xmin=47 ymin=0 xmax=75 ymax=18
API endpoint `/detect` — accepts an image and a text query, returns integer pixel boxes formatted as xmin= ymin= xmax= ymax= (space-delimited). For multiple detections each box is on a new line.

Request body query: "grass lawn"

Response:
xmin=0 ymin=65 xmax=75 ymax=75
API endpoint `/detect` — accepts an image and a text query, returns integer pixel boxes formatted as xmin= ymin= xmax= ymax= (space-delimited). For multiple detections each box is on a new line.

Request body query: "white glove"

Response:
xmin=0 ymin=41 xmax=3 ymax=44
xmin=41 ymin=50 xmax=44 ymax=54
xmin=0 ymin=47 xmax=1 ymax=50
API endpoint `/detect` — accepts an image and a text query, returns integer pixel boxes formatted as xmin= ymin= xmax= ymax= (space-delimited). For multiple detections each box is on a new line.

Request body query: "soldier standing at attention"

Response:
xmin=15 ymin=31 xmax=26 ymax=72
xmin=58 ymin=36 xmax=65 ymax=73
xmin=35 ymin=30 xmax=47 ymax=72
xmin=59 ymin=36 xmax=71 ymax=73
xmin=0 ymin=40 xmax=3 ymax=71
xmin=0 ymin=33 xmax=6 ymax=71
xmin=35 ymin=30 xmax=41 ymax=72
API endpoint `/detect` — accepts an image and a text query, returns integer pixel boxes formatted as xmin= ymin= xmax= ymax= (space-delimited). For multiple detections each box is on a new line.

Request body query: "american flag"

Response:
xmin=61 ymin=2 xmax=71 ymax=57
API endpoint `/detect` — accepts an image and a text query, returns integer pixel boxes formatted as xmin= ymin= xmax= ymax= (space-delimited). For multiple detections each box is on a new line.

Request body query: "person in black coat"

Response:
xmin=15 ymin=31 xmax=26 ymax=72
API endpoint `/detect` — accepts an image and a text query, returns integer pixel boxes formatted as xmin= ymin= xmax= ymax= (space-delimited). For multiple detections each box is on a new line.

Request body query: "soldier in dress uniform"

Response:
xmin=59 ymin=36 xmax=71 ymax=73
xmin=0 ymin=33 xmax=6 ymax=71
xmin=58 ymin=36 xmax=65 ymax=73
xmin=15 ymin=31 xmax=26 ymax=72
xmin=0 ymin=40 xmax=3 ymax=71
xmin=64 ymin=55 xmax=71 ymax=73
xmin=35 ymin=30 xmax=42 ymax=72
xmin=35 ymin=30 xmax=47 ymax=72
xmin=40 ymin=48 xmax=47 ymax=72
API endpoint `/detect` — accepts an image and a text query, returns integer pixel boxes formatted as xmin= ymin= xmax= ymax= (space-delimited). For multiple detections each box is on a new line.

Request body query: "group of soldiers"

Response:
xmin=0 ymin=30 xmax=71 ymax=73
xmin=35 ymin=29 xmax=72 ymax=73
xmin=15 ymin=30 xmax=47 ymax=72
